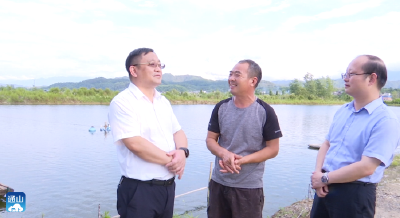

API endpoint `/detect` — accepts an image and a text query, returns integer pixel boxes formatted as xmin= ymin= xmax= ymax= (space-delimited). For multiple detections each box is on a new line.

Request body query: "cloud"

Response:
xmin=0 ymin=0 xmax=164 ymax=79
xmin=159 ymin=10 xmax=400 ymax=81
xmin=0 ymin=0 xmax=398 ymax=82
xmin=187 ymin=0 xmax=273 ymax=12
xmin=139 ymin=1 xmax=157 ymax=7
xmin=280 ymin=0 xmax=384 ymax=30
xmin=256 ymin=1 xmax=290 ymax=14
xmin=316 ymin=0 xmax=383 ymax=19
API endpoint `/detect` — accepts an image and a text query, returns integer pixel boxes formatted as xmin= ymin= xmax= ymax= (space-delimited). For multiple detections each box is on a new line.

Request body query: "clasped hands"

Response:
xmin=165 ymin=149 xmax=186 ymax=179
xmin=219 ymin=150 xmax=243 ymax=174
xmin=310 ymin=171 xmax=329 ymax=198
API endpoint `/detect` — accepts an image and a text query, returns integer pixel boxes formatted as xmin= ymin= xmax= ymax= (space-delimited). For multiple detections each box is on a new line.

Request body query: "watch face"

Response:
xmin=321 ymin=176 xmax=328 ymax=183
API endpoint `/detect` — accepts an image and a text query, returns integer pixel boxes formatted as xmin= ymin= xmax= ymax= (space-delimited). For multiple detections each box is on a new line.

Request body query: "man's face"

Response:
xmin=344 ymin=56 xmax=370 ymax=97
xmin=131 ymin=52 xmax=162 ymax=88
xmin=228 ymin=62 xmax=253 ymax=96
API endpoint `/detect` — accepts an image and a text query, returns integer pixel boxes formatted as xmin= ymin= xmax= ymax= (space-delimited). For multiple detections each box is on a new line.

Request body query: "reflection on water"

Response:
xmin=0 ymin=104 xmax=399 ymax=217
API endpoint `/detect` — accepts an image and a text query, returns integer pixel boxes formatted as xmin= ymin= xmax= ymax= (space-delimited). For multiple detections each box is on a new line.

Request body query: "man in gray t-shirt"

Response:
xmin=206 ymin=59 xmax=282 ymax=218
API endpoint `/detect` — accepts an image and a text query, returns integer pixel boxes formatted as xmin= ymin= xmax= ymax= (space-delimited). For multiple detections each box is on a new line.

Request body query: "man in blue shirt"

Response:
xmin=310 ymin=55 xmax=400 ymax=218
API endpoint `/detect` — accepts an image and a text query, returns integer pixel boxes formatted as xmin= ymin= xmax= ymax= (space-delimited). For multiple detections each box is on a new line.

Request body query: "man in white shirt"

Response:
xmin=108 ymin=48 xmax=189 ymax=218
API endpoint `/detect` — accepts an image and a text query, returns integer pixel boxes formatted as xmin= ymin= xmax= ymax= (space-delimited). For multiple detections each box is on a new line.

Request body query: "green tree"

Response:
xmin=289 ymin=79 xmax=304 ymax=96
xmin=64 ymin=88 xmax=72 ymax=96
xmin=255 ymin=88 xmax=263 ymax=95
xmin=340 ymin=92 xmax=352 ymax=101
xmin=213 ymin=91 xmax=222 ymax=99
xmin=304 ymin=72 xmax=316 ymax=97
xmin=315 ymin=79 xmax=326 ymax=98
xmin=104 ymin=88 xmax=112 ymax=95
xmin=78 ymin=87 xmax=88 ymax=96
xmin=49 ymin=87 xmax=60 ymax=94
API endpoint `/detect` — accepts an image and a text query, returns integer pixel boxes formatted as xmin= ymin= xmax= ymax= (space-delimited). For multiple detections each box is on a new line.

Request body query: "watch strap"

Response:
xmin=179 ymin=147 xmax=189 ymax=158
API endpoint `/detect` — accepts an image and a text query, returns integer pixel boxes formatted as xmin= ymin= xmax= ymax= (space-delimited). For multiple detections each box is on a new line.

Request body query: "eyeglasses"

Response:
xmin=341 ymin=72 xmax=372 ymax=79
xmin=132 ymin=62 xmax=165 ymax=69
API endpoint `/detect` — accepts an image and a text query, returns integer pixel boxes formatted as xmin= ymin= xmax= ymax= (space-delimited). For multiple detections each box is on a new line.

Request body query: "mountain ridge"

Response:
xmin=43 ymin=74 xmax=278 ymax=92
xmin=2 ymin=72 xmax=400 ymax=90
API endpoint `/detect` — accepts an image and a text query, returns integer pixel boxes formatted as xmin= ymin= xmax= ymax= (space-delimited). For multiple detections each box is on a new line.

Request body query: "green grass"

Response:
xmin=1 ymin=86 xmax=398 ymax=106
xmin=0 ymin=86 xmax=118 ymax=105
xmin=390 ymin=155 xmax=400 ymax=167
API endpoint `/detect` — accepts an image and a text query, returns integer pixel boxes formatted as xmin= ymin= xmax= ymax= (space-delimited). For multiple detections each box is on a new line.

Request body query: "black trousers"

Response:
xmin=117 ymin=177 xmax=175 ymax=218
xmin=207 ymin=179 xmax=264 ymax=218
xmin=310 ymin=182 xmax=376 ymax=218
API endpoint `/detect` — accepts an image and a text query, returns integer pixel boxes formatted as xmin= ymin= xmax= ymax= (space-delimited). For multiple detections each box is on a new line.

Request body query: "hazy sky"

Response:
xmin=1 ymin=0 xmax=399 ymax=81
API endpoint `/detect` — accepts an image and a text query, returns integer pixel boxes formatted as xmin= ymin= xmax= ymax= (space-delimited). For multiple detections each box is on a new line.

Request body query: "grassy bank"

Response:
xmin=1 ymin=86 xmax=399 ymax=106
xmin=0 ymin=86 xmax=118 ymax=105
xmin=271 ymin=155 xmax=400 ymax=218
xmin=0 ymin=86 xmax=350 ymax=106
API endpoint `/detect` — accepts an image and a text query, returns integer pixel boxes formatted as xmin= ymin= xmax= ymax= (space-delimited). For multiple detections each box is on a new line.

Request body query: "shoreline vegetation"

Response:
xmin=271 ymin=155 xmax=400 ymax=218
xmin=1 ymin=86 xmax=399 ymax=106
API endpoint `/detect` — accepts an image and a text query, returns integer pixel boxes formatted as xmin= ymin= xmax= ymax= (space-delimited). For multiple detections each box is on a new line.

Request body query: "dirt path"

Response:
xmin=271 ymin=164 xmax=400 ymax=218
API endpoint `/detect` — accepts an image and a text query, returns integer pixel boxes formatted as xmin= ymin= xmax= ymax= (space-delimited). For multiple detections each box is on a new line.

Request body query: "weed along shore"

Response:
xmin=1 ymin=86 xmax=399 ymax=106
xmin=271 ymin=155 xmax=400 ymax=218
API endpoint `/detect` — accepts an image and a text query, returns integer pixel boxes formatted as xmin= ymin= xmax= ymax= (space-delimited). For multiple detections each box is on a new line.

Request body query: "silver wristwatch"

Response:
xmin=321 ymin=172 xmax=329 ymax=184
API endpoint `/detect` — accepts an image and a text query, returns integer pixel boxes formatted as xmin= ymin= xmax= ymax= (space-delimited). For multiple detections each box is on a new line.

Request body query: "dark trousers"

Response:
xmin=207 ymin=179 xmax=264 ymax=218
xmin=310 ymin=182 xmax=376 ymax=218
xmin=117 ymin=177 xmax=175 ymax=218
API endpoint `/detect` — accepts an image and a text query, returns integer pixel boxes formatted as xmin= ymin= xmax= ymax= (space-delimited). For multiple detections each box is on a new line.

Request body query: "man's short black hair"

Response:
xmin=125 ymin=48 xmax=154 ymax=78
xmin=361 ymin=55 xmax=387 ymax=89
xmin=238 ymin=59 xmax=262 ymax=88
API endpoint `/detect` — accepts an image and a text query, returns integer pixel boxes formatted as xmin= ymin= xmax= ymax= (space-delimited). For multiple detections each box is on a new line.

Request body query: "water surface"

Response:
xmin=1 ymin=104 xmax=399 ymax=217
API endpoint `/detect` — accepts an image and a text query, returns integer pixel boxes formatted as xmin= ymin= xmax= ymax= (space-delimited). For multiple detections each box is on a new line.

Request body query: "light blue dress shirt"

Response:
xmin=323 ymin=97 xmax=400 ymax=183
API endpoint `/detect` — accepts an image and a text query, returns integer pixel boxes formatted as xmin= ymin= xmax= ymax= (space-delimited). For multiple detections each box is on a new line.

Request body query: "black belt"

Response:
xmin=349 ymin=181 xmax=377 ymax=186
xmin=121 ymin=176 xmax=175 ymax=186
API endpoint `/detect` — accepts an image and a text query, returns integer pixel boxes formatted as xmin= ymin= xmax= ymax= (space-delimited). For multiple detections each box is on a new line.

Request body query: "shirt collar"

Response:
xmin=346 ymin=97 xmax=384 ymax=114
xmin=128 ymin=82 xmax=161 ymax=100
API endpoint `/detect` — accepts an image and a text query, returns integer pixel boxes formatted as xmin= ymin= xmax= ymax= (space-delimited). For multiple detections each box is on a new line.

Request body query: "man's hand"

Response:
xmin=219 ymin=151 xmax=242 ymax=174
xmin=219 ymin=159 xmax=242 ymax=173
xmin=315 ymin=186 xmax=329 ymax=198
xmin=311 ymin=171 xmax=325 ymax=189
xmin=166 ymin=150 xmax=186 ymax=179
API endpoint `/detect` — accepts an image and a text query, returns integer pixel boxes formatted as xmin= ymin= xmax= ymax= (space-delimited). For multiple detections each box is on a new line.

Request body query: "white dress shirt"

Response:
xmin=108 ymin=83 xmax=181 ymax=180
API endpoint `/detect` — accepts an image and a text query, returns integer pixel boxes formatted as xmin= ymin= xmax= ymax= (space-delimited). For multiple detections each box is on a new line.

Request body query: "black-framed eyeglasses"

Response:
xmin=341 ymin=72 xmax=372 ymax=79
xmin=131 ymin=62 xmax=165 ymax=69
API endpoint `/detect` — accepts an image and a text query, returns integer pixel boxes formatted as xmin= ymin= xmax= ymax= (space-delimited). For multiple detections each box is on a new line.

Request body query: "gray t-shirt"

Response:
xmin=208 ymin=97 xmax=282 ymax=188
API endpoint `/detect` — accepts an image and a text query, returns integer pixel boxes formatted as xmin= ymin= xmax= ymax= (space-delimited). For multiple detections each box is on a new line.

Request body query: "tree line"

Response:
xmin=1 ymin=73 xmax=399 ymax=105
xmin=288 ymin=73 xmax=352 ymax=101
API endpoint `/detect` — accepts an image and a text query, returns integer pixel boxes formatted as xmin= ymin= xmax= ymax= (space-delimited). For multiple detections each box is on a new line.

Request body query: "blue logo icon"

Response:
xmin=6 ymin=192 xmax=25 ymax=212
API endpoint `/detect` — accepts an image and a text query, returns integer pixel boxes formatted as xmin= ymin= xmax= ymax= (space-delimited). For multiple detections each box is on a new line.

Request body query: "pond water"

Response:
xmin=1 ymin=104 xmax=399 ymax=217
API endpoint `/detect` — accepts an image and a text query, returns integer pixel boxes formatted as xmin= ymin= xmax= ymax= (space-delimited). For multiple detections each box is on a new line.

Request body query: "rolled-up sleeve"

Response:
xmin=363 ymin=118 xmax=400 ymax=167
xmin=108 ymin=99 xmax=140 ymax=143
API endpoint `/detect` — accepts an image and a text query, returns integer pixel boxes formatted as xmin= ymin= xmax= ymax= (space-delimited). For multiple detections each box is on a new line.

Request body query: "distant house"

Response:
xmin=333 ymin=91 xmax=344 ymax=96
xmin=382 ymin=93 xmax=393 ymax=102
